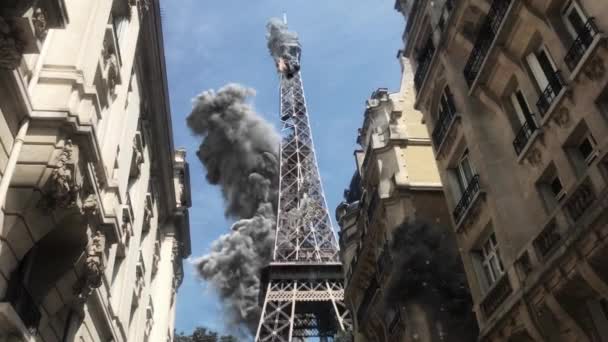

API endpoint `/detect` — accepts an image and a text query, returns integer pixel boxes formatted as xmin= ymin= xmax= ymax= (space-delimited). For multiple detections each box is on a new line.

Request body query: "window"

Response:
xmin=476 ymin=232 xmax=504 ymax=290
xmin=537 ymin=164 xmax=565 ymax=212
xmin=565 ymin=122 xmax=598 ymax=175
xmin=550 ymin=176 xmax=564 ymax=198
xmin=438 ymin=86 xmax=456 ymax=120
xmin=456 ymin=150 xmax=475 ymax=193
xmin=526 ymin=46 xmax=559 ymax=92
xmin=562 ymin=1 xmax=588 ymax=40
xmin=510 ymin=89 xmax=534 ymax=126
xmin=578 ymin=134 xmax=597 ymax=164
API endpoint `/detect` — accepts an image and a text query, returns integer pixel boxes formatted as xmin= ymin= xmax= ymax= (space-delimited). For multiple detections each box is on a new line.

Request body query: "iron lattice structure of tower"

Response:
xmin=255 ymin=22 xmax=352 ymax=342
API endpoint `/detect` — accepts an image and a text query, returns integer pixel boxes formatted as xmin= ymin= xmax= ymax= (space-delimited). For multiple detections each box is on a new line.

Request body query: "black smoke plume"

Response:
xmin=384 ymin=221 xmax=478 ymax=340
xmin=187 ymin=84 xmax=279 ymax=332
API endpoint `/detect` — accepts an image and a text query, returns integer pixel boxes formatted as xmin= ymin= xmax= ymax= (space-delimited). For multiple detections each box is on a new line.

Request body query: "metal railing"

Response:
xmin=388 ymin=308 xmax=403 ymax=334
xmin=565 ymin=178 xmax=596 ymax=221
xmin=533 ymin=221 xmax=561 ymax=258
xmin=564 ymin=18 xmax=601 ymax=71
xmin=431 ymin=102 xmax=457 ymax=148
xmin=5 ymin=279 xmax=41 ymax=334
xmin=357 ymin=278 xmax=379 ymax=325
xmin=463 ymin=0 xmax=511 ymax=86
xmin=376 ymin=243 xmax=393 ymax=278
xmin=512 ymin=117 xmax=538 ymax=155
xmin=453 ymin=174 xmax=481 ymax=223
xmin=481 ymin=275 xmax=512 ymax=317
xmin=536 ymin=70 xmax=565 ymax=117
xmin=437 ymin=0 xmax=455 ymax=33
xmin=414 ymin=39 xmax=435 ymax=91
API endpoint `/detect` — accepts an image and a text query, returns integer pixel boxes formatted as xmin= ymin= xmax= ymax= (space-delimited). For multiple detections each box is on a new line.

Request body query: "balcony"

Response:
xmin=431 ymin=103 xmax=457 ymax=148
xmin=564 ymin=18 xmax=601 ymax=71
xmin=533 ymin=221 xmax=561 ymax=258
xmin=453 ymin=174 xmax=481 ymax=224
xmin=376 ymin=243 xmax=393 ymax=279
xmin=463 ymin=0 xmax=511 ymax=87
xmin=5 ymin=279 xmax=41 ymax=334
xmin=413 ymin=39 xmax=435 ymax=92
xmin=388 ymin=308 xmax=403 ymax=334
xmin=536 ymin=71 xmax=565 ymax=117
xmin=512 ymin=117 xmax=538 ymax=155
xmin=565 ymin=178 xmax=596 ymax=222
xmin=356 ymin=278 xmax=378 ymax=325
xmin=481 ymin=275 xmax=512 ymax=317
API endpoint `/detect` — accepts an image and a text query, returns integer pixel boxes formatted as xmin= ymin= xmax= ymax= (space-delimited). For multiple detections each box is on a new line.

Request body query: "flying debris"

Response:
xmin=187 ymin=84 xmax=280 ymax=333
xmin=266 ymin=17 xmax=301 ymax=78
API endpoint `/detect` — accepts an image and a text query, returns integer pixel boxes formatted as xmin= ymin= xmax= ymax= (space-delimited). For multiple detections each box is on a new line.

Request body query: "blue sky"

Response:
xmin=161 ymin=0 xmax=404 ymax=335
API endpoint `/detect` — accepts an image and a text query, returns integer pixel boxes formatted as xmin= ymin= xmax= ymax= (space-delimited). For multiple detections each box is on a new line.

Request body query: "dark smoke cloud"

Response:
xmin=187 ymin=84 xmax=280 ymax=332
xmin=384 ymin=221 xmax=478 ymax=340
xmin=266 ymin=17 xmax=299 ymax=62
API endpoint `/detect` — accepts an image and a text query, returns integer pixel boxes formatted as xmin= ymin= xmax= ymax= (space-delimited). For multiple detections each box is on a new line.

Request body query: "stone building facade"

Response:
xmin=0 ymin=1 xmax=192 ymax=342
xmin=397 ymin=0 xmax=608 ymax=340
xmin=335 ymin=66 xmax=476 ymax=341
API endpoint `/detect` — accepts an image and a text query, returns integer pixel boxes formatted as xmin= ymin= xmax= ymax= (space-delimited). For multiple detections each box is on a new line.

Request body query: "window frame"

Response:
xmin=526 ymin=45 xmax=558 ymax=92
xmin=510 ymin=88 xmax=534 ymax=126
xmin=562 ymin=1 xmax=588 ymax=39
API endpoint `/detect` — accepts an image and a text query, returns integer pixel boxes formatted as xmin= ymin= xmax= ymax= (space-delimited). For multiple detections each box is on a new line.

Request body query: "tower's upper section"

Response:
xmin=266 ymin=18 xmax=301 ymax=78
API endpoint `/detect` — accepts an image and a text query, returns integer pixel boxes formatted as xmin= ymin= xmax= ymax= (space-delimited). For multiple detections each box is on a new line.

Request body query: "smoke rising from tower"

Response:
xmin=187 ymin=84 xmax=280 ymax=331
xmin=266 ymin=17 xmax=301 ymax=77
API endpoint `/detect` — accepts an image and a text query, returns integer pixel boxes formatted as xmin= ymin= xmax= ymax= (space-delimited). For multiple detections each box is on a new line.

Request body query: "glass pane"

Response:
xmin=460 ymin=155 xmax=473 ymax=184
xmin=536 ymin=49 xmax=558 ymax=87
xmin=550 ymin=177 xmax=563 ymax=196
xmin=579 ymin=137 xmax=594 ymax=160
xmin=567 ymin=8 xmax=586 ymax=35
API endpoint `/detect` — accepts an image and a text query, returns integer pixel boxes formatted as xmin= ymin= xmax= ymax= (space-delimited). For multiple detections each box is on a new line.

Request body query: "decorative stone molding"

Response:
xmin=552 ymin=107 xmax=570 ymax=128
xmin=81 ymin=193 xmax=98 ymax=216
xmin=32 ymin=7 xmax=48 ymax=41
xmin=74 ymin=230 xmax=106 ymax=300
xmin=525 ymin=147 xmax=542 ymax=167
xmin=583 ymin=55 xmax=605 ymax=81
xmin=39 ymin=140 xmax=80 ymax=211
xmin=142 ymin=193 xmax=153 ymax=231
xmin=101 ymin=35 xmax=120 ymax=99
xmin=0 ymin=16 xmax=25 ymax=69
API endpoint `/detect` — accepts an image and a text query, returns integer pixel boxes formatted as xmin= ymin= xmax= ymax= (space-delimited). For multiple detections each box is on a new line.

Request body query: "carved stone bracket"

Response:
xmin=39 ymin=140 xmax=80 ymax=212
xmin=32 ymin=7 xmax=48 ymax=41
xmin=583 ymin=55 xmax=605 ymax=82
xmin=525 ymin=147 xmax=543 ymax=167
xmin=0 ymin=16 xmax=25 ymax=69
xmin=74 ymin=230 xmax=106 ymax=300
xmin=101 ymin=35 xmax=120 ymax=99
xmin=552 ymin=107 xmax=570 ymax=128
xmin=81 ymin=193 xmax=98 ymax=217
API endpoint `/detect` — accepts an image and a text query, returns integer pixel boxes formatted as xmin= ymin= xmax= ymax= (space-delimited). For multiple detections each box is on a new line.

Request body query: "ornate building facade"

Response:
xmin=0 ymin=1 xmax=191 ymax=341
xmin=335 ymin=66 xmax=477 ymax=341
xmin=397 ymin=0 xmax=608 ymax=340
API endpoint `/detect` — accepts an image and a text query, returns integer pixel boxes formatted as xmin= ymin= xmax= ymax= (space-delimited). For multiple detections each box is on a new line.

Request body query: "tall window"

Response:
xmin=562 ymin=1 xmax=589 ymax=40
xmin=526 ymin=46 xmax=559 ymax=92
xmin=438 ymin=86 xmax=456 ymax=120
xmin=456 ymin=150 xmax=475 ymax=194
xmin=510 ymin=89 xmax=534 ymax=126
xmin=479 ymin=232 xmax=504 ymax=289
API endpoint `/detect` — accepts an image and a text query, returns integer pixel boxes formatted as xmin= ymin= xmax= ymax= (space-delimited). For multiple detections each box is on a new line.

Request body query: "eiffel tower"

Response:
xmin=255 ymin=19 xmax=352 ymax=342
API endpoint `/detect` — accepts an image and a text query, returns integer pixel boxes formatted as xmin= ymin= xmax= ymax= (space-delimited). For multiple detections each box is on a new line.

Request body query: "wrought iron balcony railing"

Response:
xmin=453 ymin=174 xmax=481 ymax=224
xmin=376 ymin=243 xmax=393 ymax=278
xmin=431 ymin=103 xmax=456 ymax=148
xmin=512 ymin=117 xmax=538 ymax=155
xmin=565 ymin=178 xmax=596 ymax=221
xmin=413 ymin=39 xmax=435 ymax=92
xmin=564 ymin=18 xmax=601 ymax=71
xmin=533 ymin=221 xmax=561 ymax=258
xmin=5 ymin=279 xmax=41 ymax=334
xmin=536 ymin=70 xmax=565 ymax=117
xmin=481 ymin=275 xmax=512 ymax=317
xmin=463 ymin=0 xmax=511 ymax=87
xmin=388 ymin=308 xmax=403 ymax=334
